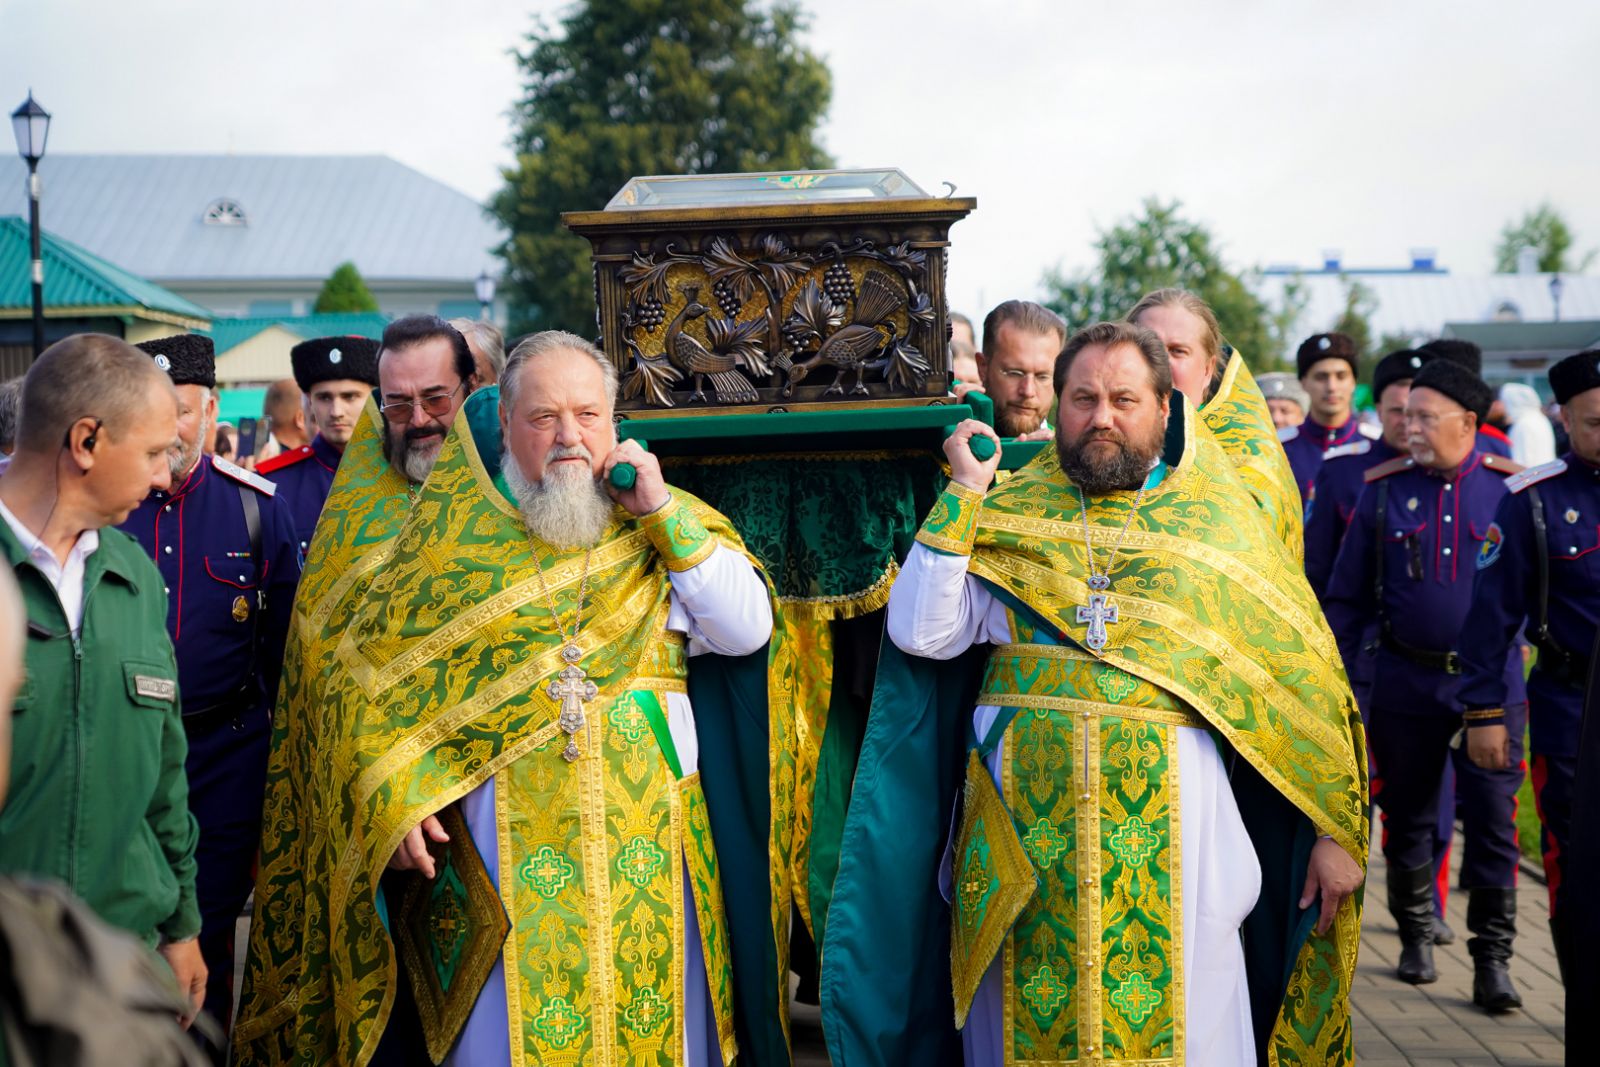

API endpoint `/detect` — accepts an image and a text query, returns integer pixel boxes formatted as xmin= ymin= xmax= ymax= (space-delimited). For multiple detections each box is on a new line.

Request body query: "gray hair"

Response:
xmin=501 ymin=331 xmax=617 ymax=413
xmin=450 ymin=317 xmax=507 ymax=380
xmin=0 ymin=378 xmax=22 ymax=451
xmin=18 ymin=334 xmax=174 ymax=454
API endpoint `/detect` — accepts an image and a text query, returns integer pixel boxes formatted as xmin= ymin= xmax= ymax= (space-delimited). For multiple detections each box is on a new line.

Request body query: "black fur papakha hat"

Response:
xmin=135 ymin=334 xmax=215 ymax=389
xmin=290 ymin=335 xmax=380 ymax=391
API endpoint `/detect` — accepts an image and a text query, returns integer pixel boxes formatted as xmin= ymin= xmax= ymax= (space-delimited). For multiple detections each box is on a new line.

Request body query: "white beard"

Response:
xmin=502 ymin=447 xmax=614 ymax=549
xmin=170 ymin=412 xmax=212 ymax=480
xmin=398 ymin=433 xmax=445 ymax=484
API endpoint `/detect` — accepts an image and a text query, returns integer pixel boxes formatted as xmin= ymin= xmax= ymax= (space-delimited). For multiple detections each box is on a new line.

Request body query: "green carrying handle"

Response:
xmin=967 ymin=434 xmax=998 ymax=462
xmin=609 ymin=462 xmax=637 ymax=490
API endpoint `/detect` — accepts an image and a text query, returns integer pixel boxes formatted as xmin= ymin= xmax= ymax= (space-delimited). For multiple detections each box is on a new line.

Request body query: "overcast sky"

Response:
xmin=3 ymin=0 xmax=1597 ymax=322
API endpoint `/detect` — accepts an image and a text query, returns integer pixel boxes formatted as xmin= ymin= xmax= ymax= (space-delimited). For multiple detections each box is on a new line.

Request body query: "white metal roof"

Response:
xmin=0 ymin=154 xmax=507 ymax=284
xmin=1251 ymin=270 xmax=1600 ymax=345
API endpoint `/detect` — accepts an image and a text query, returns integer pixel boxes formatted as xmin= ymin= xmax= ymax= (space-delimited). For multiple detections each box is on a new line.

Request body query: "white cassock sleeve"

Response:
xmin=886 ymin=542 xmax=1011 ymax=659
xmin=665 ymin=543 xmax=772 ymax=656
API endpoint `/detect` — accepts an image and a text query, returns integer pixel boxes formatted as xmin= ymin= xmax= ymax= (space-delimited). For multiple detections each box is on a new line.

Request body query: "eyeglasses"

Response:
xmin=1403 ymin=409 xmax=1468 ymax=430
xmin=379 ymin=380 xmax=466 ymax=422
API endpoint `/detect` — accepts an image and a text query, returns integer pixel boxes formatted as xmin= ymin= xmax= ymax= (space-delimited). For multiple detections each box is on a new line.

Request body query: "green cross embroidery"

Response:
xmin=1023 ymin=817 xmax=1069 ymax=868
xmin=1108 ymin=815 xmax=1160 ymax=868
xmin=609 ymin=698 xmax=650 ymax=744
xmin=1094 ymin=666 xmax=1138 ymax=703
xmin=618 ymin=835 xmax=666 ymax=888
xmin=520 ymin=845 xmax=575 ymax=899
xmin=624 ymin=986 xmax=672 ymax=1037
xmin=533 ymin=996 xmax=584 ymax=1049
xmin=1110 ymin=971 xmax=1161 ymax=1027
xmin=1021 ymin=963 xmax=1071 ymax=1018
xmin=958 ymin=828 xmax=993 ymax=918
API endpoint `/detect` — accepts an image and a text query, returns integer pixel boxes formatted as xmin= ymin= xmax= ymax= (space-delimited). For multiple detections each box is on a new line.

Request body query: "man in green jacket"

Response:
xmin=0 ymin=334 xmax=206 ymax=1025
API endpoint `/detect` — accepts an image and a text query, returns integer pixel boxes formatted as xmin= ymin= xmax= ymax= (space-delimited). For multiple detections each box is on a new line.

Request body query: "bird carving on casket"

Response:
xmin=663 ymin=287 xmax=768 ymax=404
xmin=783 ymin=268 xmax=906 ymax=397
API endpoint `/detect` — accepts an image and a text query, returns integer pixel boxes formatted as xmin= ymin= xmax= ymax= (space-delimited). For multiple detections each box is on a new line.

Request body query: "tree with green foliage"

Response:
xmin=1040 ymin=199 xmax=1275 ymax=371
xmin=1494 ymin=203 xmax=1595 ymax=274
xmin=491 ymin=0 xmax=834 ymax=335
xmin=312 ymin=262 xmax=380 ymax=314
xmin=1263 ymin=274 xmax=1310 ymax=372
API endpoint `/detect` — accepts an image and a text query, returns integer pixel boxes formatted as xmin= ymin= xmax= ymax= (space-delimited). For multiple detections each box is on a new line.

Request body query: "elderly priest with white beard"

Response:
xmin=233 ymin=331 xmax=794 ymax=1067
xmin=820 ymin=321 xmax=1368 ymax=1067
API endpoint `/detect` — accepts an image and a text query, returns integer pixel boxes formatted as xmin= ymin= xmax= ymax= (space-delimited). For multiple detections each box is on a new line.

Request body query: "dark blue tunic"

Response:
xmin=258 ymin=433 xmax=343 ymax=557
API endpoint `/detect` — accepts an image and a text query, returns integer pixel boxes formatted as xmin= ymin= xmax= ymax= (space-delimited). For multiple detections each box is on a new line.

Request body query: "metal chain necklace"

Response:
xmin=1074 ymin=483 xmax=1146 ymax=652
xmin=531 ymin=546 xmax=597 ymax=761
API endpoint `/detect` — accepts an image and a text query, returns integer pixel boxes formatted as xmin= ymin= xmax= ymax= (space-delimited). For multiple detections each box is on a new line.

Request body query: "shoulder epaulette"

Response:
xmin=1277 ymin=424 xmax=1299 ymax=443
xmin=1324 ymin=439 xmax=1373 ymax=461
xmin=1481 ymin=453 xmax=1525 ymax=478
xmin=211 ymin=454 xmax=278 ymax=496
xmin=256 ymin=445 xmax=314 ymax=476
xmin=1506 ymin=457 xmax=1568 ymax=493
xmin=1358 ymin=422 xmax=1382 ymax=440
xmin=1364 ymin=456 xmax=1416 ymax=483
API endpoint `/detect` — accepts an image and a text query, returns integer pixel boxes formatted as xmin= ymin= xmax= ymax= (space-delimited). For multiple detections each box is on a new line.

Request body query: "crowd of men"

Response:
xmin=0 ymin=288 xmax=1593 ymax=1066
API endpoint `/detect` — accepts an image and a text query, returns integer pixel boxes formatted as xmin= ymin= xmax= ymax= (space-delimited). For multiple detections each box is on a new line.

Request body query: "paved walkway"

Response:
xmin=1355 ymin=846 xmax=1564 ymax=1066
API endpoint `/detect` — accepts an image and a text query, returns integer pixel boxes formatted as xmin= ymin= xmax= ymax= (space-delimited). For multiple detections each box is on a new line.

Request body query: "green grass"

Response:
xmin=1515 ymin=735 xmax=1543 ymax=864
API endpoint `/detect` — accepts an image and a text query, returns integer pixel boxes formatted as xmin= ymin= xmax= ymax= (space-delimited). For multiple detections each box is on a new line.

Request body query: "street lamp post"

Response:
xmin=10 ymin=91 xmax=51 ymax=360
xmin=1550 ymin=274 xmax=1565 ymax=323
xmin=474 ymin=269 xmax=497 ymax=322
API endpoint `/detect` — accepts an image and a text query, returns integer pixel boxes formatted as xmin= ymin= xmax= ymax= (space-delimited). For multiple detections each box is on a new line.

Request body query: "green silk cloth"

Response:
xmin=234 ymin=389 xmax=796 ymax=1066
xmin=822 ymin=399 xmax=1368 ymax=1067
xmin=663 ymin=452 xmax=944 ymax=947
xmin=1201 ymin=350 xmax=1304 ymax=563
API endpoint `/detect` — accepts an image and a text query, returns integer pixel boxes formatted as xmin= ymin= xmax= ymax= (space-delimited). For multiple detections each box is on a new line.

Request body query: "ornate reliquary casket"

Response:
xmin=563 ymin=169 xmax=976 ymax=421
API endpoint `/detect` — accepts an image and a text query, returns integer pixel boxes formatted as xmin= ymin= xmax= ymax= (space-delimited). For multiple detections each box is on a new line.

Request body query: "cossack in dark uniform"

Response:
xmin=1280 ymin=332 xmax=1379 ymax=499
xmin=1458 ymin=349 xmax=1600 ymax=991
xmin=1323 ymin=357 xmax=1528 ymax=1010
xmin=1305 ymin=348 xmax=1458 ymax=939
xmin=258 ymin=334 xmax=379 ymax=554
xmin=116 ymin=334 xmax=302 ymax=1050
xmin=1417 ymin=338 xmax=1514 ymax=459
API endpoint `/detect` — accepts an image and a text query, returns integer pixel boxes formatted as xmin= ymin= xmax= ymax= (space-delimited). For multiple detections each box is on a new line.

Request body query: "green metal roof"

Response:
xmin=208 ymin=311 xmax=390 ymax=354
xmin=0 ymin=215 xmax=212 ymax=322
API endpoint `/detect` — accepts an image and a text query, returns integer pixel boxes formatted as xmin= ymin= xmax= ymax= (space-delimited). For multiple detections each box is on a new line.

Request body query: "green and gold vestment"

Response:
xmin=822 ymin=400 xmax=1367 ymax=1067
xmin=235 ymin=390 xmax=796 ymax=1066
xmin=1201 ymin=350 xmax=1304 ymax=563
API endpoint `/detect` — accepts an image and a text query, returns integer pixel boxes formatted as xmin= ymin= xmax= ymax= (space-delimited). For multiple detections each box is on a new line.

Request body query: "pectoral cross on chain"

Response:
xmin=548 ymin=660 xmax=597 ymax=762
xmin=1076 ymin=592 xmax=1118 ymax=652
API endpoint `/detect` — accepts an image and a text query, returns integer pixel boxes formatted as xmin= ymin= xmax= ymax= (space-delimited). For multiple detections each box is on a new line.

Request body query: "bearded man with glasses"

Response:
xmin=375 ymin=316 xmax=479 ymax=486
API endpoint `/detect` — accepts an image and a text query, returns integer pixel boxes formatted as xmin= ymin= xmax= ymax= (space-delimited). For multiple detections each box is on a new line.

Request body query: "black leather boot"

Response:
xmin=1467 ymin=888 xmax=1523 ymax=1012
xmin=1387 ymin=862 xmax=1437 ymax=984
xmin=1433 ymin=914 xmax=1456 ymax=945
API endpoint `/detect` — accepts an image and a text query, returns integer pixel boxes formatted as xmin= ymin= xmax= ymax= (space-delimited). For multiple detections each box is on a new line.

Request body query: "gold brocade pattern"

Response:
xmin=965 ymin=402 xmax=1367 ymax=1067
xmin=975 ymin=645 xmax=1186 ymax=1064
xmin=233 ymin=404 xmax=775 ymax=1066
xmin=1200 ymin=350 xmax=1304 ymax=563
xmin=235 ymin=403 xmax=411 ymax=1052
xmin=786 ymin=613 xmax=834 ymax=935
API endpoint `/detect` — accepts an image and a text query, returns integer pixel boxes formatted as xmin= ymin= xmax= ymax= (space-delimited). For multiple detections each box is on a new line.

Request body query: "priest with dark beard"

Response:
xmin=822 ymin=321 xmax=1368 ymax=1066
